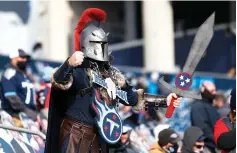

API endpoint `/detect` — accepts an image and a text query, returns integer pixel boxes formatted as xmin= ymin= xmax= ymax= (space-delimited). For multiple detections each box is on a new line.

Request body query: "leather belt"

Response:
xmin=77 ymin=86 xmax=93 ymax=96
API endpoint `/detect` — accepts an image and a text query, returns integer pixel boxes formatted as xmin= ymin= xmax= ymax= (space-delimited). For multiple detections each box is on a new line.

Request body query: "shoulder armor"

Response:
xmin=4 ymin=68 xmax=16 ymax=80
xmin=110 ymin=66 xmax=127 ymax=88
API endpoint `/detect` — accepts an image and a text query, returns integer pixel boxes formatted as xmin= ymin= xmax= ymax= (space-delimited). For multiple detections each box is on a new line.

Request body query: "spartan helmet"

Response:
xmin=80 ymin=23 xmax=109 ymax=62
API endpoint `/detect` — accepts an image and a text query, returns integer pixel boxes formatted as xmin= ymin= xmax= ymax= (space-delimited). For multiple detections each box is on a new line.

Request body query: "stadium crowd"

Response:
xmin=0 ymin=49 xmax=235 ymax=153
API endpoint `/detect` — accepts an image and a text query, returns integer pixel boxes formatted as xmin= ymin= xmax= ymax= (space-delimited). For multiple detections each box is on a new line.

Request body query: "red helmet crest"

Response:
xmin=74 ymin=8 xmax=107 ymax=51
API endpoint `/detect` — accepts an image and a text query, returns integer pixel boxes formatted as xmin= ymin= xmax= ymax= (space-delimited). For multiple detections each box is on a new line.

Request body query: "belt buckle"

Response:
xmin=71 ymin=124 xmax=85 ymax=138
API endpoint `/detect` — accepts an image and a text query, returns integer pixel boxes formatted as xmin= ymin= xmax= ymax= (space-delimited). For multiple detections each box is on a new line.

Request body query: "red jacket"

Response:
xmin=214 ymin=117 xmax=235 ymax=153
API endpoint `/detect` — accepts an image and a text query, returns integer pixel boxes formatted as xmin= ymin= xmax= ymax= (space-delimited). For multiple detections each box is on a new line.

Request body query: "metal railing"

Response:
xmin=0 ymin=124 xmax=46 ymax=140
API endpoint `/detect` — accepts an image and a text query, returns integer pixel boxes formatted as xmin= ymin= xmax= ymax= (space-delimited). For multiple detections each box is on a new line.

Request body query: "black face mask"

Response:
xmin=17 ymin=61 xmax=27 ymax=71
xmin=201 ymin=89 xmax=215 ymax=102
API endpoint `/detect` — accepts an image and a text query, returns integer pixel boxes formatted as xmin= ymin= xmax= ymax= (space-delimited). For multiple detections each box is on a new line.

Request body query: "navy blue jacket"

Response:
xmin=191 ymin=98 xmax=221 ymax=150
xmin=65 ymin=67 xmax=138 ymax=125
xmin=45 ymin=59 xmax=139 ymax=153
xmin=1 ymin=64 xmax=36 ymax=115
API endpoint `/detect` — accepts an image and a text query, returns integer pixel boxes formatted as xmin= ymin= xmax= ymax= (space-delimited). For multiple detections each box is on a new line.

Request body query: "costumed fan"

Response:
xmin=45 ymin=8 xmax=182 ymax=153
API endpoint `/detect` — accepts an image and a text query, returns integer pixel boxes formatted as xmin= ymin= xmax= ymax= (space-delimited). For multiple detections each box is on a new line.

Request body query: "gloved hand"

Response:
xmin=68 ymin=51 xmax=84 ymax=67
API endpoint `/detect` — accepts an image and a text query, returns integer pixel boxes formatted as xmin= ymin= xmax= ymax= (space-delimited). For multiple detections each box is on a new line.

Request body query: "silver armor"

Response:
xmin=80 ymin=23 xmax=109 ymax=62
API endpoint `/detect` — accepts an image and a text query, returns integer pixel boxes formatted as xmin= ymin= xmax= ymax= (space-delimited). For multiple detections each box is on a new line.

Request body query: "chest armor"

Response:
xmin=86 ymin=68 xmax=126 ymax=144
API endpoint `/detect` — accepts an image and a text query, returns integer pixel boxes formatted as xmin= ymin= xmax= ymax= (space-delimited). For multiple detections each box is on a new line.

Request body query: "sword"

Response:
xmin=159 ymin=12 xmax=215 ymax=118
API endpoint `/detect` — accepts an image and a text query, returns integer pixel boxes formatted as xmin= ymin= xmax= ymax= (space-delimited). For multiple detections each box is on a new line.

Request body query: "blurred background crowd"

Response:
xmin=0 ymin=1 xmax=235 ymax=153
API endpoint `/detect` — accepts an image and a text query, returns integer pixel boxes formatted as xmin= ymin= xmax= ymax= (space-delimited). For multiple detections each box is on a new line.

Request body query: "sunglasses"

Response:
xmin=195 ymin=145 xmax=204 ymax=149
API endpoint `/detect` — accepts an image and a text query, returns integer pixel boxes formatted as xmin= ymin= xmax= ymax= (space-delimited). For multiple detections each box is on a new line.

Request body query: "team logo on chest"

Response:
xmin=91 ymin=89 xmax=122 ymax=144
xmin=103 ymin=113 xmax=121 ymax=142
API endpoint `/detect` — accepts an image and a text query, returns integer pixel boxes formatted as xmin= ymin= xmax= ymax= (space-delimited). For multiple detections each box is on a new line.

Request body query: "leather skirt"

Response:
xmin=59 ymin=116 xmax=107 ymax=153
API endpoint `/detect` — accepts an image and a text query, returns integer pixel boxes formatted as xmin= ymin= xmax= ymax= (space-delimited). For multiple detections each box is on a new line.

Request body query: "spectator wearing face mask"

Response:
xmin=214 ymin=88 xmax=236 ymax=153
xmin=109 ymin=125 xmax=136 ymax=153
xmin=0 ymin=49 xmax=37 ymax=121
xmin=190 ymin=81 xmax=220 ymax=153
xmin=130 ymin=76 xmax=138 ymax=87
xmin=182 ymin=126 xmax=206 ymax=153
xmin=149 ymin=128 xmax=180 ymax=153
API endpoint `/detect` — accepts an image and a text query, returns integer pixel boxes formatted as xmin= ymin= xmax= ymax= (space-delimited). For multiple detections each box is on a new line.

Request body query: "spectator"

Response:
xmin=31 ymin=42 xmax=43 ymax=59
xmin=123 ymin=110 xmax=141 ymax=128
xmin=191 ymin=81 xmax=220 ymax=153
xmin=0 ymin=49 xmax=37 ymax=121
xmin=214 ymin=88 xmax=236 ymax=153
xmin=130 ymin=76 xmax=138 ymax=87
xmin=147 ymin=72 xmax=159 ymax=95
xmin=110 ymin=125 xmax=136 ymax=153
xmin=149 ymin=128 xmax=180 ymax=153
xmin=213 ymin=93 xmax=230 ymax=117
xmin=153 ymin=124 xmax=170 ymax=142
xmin=36 ymin=66 xmax=54 ymax=133
xmin=182 ymin=126 xmax=206 ymax=153
xmin=226 ymin=65 xmax=236 ymax=79
xmin=37 ymin=66 xmax=54 ymax=110
xmin=136 ymin=75 xmax=148 ymax=92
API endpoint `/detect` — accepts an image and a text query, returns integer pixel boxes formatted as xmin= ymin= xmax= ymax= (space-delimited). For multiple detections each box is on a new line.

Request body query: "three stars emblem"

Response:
xmin=175 ymin=72 xmax=192 ymax=90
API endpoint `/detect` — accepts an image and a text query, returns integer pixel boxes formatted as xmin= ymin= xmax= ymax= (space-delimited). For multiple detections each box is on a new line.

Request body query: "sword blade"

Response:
xmin=159 ymin=76 xmax=202 ymax=99
xmin=182 ymin=12 xmax=215 ymax=75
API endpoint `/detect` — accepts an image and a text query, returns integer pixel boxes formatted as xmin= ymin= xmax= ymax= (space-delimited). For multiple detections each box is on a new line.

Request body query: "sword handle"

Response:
xmin=165 ymin=97 xmax=177 ymax=118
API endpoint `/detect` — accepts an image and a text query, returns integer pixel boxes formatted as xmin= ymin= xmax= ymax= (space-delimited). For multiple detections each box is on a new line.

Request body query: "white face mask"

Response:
xmin=131 ymin=79 xmax=138 ymax=86
xmin=194 ymin=151 xmax=204 ymax=153
xmin=162 ymin=144 xmax=179 ymax=153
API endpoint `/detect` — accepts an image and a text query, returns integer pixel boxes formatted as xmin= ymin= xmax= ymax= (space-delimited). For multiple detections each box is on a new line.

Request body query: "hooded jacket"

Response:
xmin=191 ymin=98 xmax=220 ymax=150
xmin=109 ymin=131 xmax=137 ymax=153
xmin=182 ymin=126 xmax=204 ymax=153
